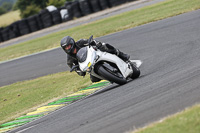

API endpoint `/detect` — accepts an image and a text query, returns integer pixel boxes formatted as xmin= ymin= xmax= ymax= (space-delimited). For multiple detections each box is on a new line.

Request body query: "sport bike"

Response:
xmin=70 ymin=36 xmax=142 ymax=85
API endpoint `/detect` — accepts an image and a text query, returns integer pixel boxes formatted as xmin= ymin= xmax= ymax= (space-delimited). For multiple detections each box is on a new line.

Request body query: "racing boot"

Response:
xmin=116 ymin=49 xmax=130 ymax=62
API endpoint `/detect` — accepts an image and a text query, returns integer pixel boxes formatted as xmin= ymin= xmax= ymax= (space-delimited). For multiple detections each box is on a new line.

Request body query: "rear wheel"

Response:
xmin=97 ymin=65 xmax=127 ymax=85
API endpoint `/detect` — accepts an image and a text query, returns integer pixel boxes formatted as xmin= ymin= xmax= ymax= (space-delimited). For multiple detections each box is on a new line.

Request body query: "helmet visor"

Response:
xmin=64 ymin=39 xmax=75 ymax=54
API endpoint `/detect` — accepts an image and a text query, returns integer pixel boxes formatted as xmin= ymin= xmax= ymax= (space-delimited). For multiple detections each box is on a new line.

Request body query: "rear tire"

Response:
xmin=97 ymin=65 xmax=127 ymax=85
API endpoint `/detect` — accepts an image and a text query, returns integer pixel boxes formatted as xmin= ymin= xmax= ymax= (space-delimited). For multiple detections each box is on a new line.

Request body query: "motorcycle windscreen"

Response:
xmin=76 ymin=47 xmax=87 ymax=63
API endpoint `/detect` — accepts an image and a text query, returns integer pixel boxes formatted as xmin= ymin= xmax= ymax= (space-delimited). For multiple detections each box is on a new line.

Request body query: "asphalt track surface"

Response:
xmin=8 ymin=9 xmax=200 ymax=133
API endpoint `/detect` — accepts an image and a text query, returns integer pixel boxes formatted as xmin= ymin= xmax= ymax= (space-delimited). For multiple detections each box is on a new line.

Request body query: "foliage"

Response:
xmin=14 ymin=0 xmax=74 ymax=18
xmin=15 ymin=0 xmax=74 ymax=18
xmin=0 ymin=6 xmax=6 ymax=15
xmin=12 ymin=2 xmax=18 ymax=11
xmin=16 ymin=0 xmax=48 ymax=11
xmin=16 ymin=0 xmax=48 ymax=18
xmin=20 ymin=4 xmax=41 ymax=18
xmin=0 ymin=1 xmax=14 ymax=15
xmin=1 ymin=2 xmax=13 ymax=11
xmin=0 ymin=0 xmax=16 ymax=6
xmin=46 ymin=0 xmax=65 ymax=8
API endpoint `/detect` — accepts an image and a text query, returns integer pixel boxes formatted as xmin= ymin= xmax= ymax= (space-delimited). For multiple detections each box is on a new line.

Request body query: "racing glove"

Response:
xmin=90 ymin=40 xmax=102 ymax=49
xmin=94 ymin=40 xmax=102 ymax=48
xmin=76 ymin=67 xmax=86 ymax=77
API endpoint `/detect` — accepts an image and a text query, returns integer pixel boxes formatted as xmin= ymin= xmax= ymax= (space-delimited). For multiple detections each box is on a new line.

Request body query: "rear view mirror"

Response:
xmin=88 ymin=35 xmax=93 ymax=44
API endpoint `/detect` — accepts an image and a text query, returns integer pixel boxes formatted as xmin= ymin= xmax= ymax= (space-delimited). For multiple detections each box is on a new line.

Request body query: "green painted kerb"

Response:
xmin=16 ymin=114 xmax=44 ymax=120
xmin=48 ymin=95 xmax=87 ymax=105
xmin=80 ymin=81 xmax=110 ymax=91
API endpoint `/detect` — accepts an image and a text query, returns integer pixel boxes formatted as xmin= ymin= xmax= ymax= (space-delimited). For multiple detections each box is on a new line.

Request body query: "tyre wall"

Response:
xmin=89 ymin=0 xmax=102 ymax=12
xmin=0 ymin=28 xmax=3 ymax=42
xmin=40 ymin=9 xmax=54 ymax=28
xmin=79 ymin=0 xmax=93 ymax=16
xmin=27 ymin=15 xmax=40 ymax=32
xmin=18 ymin=19 xmax=31 ymax=36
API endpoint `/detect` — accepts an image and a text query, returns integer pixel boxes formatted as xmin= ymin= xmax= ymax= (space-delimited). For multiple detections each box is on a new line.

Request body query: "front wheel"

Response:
xmin=96 ymin=65 xmax=127 ymax=85
xmin=130 ymin=63 xmax=140 ymax=79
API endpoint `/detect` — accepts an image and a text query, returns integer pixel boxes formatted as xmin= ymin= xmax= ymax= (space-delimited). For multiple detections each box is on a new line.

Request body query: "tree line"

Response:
xmin=0 ymin=0 xmax=17 ymax=15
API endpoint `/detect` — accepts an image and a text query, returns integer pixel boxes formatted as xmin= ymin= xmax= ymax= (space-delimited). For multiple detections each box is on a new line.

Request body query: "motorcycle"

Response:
xmin=70 ymin=35 xmax=142 ymax=85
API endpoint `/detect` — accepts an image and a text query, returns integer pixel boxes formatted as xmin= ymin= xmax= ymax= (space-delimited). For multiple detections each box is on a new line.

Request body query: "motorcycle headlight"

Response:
xmin=76 ymin=47 xmax=87 ymax=63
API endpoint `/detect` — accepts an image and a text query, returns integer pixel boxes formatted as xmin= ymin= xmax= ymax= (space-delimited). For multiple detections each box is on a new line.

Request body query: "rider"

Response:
xmin=60 ymin=36 xmax=130 ymax=82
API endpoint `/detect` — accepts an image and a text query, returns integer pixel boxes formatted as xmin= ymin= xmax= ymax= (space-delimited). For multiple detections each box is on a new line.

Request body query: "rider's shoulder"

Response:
xmin=76 ymin=39 xmax=89 ymax=47
xmin=76 ymin=39 xmax=88 ymax=43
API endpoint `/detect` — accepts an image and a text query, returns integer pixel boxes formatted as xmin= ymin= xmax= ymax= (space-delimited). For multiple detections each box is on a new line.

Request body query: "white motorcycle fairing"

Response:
xmin=95 ymin=50 xmax=133 ymax=78
xmin=78 ymin=46 xmax=134 ymax=80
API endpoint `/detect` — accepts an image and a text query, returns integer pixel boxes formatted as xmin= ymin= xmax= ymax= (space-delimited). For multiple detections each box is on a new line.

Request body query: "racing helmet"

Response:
xmin=60 ymin=36 xmax=76 ymax=54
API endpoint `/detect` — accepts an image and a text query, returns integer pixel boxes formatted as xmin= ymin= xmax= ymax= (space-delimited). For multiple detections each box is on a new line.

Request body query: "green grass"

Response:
xmin=1 ymin=0 xmax=200 ymax=62
xmin=133 ymin=105 xmax=200 ymax=133
xmin=0 ymin=10 xmax=21 ymax=27
xmin=0 ymin=71 xmax=91 ymax=125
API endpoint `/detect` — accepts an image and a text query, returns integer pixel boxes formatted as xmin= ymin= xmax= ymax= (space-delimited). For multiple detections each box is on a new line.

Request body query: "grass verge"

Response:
xmin=132 ymin=104 xmax=200 ymax=133
xmin=1 ymin=0 xmax=200 ymax=62
xmin=0 ymin=71 xmax=91 ymax=125
xmin=0 ymin=10 xmax=21 ymax=27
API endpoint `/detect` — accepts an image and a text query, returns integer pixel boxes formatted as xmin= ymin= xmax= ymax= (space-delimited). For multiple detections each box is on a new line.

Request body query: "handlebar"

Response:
xmin=70 ymin=65 xmax=79 ymax=72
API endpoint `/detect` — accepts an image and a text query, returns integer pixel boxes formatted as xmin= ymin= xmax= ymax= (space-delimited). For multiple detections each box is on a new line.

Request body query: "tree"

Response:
xmin=0 ymin=7 xmax=6 ymax=15
xmin=2 ymin=2 xmax=13 ymax=11
xmin=46 ymin=0 xmax=65 ymax=8
xmin=16 ymin=0 xmax=49 ymax=18
xmin=21 ymin=4 xmax=41 ymax=18
xmin=16 ymin=0 xmax=48 ymax=11
xmin=15 ymin=0 xmax=71 ymax=18
xmin=12 ymin=2 xmax=18 ymax=11
xmin=0 ymin=2 xmax=13 ymax=15
xmin=0 ymin=0 xmax=17 ymax=6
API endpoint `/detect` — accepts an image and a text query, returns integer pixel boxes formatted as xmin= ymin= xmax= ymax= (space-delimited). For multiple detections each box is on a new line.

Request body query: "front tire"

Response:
xmin=97 ymin=65 xmax=127 ymax=85
xmin=130 ymin=63 xmax=140 ymax=79
xmin=90 ymin=74 xmax=101 ymax=83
